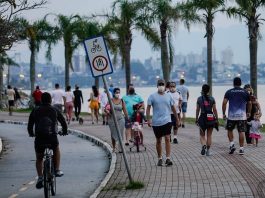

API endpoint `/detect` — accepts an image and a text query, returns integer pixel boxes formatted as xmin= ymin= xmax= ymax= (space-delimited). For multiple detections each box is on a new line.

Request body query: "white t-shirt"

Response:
xmin=177 ymin=85 xmax=189 ymax=102
xmin=7 ymin=89 xmax=15 ymax=101
xmin=168 ymin=91 xmax=182 ymax=114
xmin=99 ymin=92 xmax=108 ymax=108
xmin=51 ymin=89 xmax=65 ymax=105
xmin=65 ymin=91 xmax=74 ymax=103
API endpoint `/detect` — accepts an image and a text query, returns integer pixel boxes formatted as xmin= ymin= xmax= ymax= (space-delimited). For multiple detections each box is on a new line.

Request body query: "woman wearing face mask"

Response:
xmin=105 ymin=88 xmax=129 ymax=152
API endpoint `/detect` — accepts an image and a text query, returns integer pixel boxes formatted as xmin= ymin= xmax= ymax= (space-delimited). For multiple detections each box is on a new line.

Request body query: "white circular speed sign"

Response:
xmin=92 ymin=55 xmax=108 ymax=72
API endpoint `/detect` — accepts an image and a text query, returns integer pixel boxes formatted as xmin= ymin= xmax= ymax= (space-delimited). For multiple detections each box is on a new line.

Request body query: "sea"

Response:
xmin=26 ymin=85 xmax=265 ymax=123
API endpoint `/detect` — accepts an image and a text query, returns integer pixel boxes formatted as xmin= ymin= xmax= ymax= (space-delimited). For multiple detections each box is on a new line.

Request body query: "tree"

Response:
xmin=146 ymin=0 xmax=198 ymax=82
xmin=18 ymin=18 xmax=58 ymax=96
xmin=226 ymin=0 xmax=265 ymax=96
xmin=184 ymin=0 xmax=226 ymax=94
xmin=106 ymin=0 xmax=160 ymax=92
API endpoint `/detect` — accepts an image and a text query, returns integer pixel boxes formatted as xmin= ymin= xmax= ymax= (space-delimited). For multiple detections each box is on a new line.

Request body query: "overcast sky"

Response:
xmin=8 ymin=0 xmax=265 ymax=66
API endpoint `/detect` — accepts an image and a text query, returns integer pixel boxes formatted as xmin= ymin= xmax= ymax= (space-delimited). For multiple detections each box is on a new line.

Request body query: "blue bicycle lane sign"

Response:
xmin=83 ymin=35 xmax=113 ymax=78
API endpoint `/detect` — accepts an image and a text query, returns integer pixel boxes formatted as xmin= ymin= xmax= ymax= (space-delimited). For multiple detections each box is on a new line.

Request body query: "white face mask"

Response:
xmin=158 ymin=86 xmax=165 ymax=93
xmin=170 ymin=87 xmax=176 ymax=92
xmin=114 ymin=93 xmax=120 ymax=98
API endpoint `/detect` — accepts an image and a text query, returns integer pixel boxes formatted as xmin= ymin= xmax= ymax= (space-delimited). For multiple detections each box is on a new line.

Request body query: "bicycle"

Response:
xmin=43 ymin=144 xmax=56 ymax=198
xmin=129 ymin=122 xmax=147 ymax=152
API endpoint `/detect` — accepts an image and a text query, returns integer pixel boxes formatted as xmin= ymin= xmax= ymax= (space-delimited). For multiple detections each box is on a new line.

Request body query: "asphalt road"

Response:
xmin=0 ymin=123 xmax=109 ymax=198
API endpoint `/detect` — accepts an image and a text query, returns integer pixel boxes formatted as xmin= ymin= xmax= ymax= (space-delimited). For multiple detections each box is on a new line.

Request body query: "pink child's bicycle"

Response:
xmin=129 ymin=122 xmax=147 ymax=152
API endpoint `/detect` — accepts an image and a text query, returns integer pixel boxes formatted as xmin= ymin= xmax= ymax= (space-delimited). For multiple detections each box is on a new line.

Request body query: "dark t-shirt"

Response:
xmin=73 ymin=89 xmax=83 ymax=104
xmin=224 ymin=87 xmax=250 ymax=120
xmin=197 ymin=95 xmax=215 ymax=114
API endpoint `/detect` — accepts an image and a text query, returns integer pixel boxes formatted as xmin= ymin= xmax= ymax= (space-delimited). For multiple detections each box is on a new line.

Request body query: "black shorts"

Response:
xmin=152 ymin=122 xmax=172 ymax=139
xmin=171 ymin=114 xmax=177 ymax=129
xmin=34 ymin=135 xmax=59 ymax=153
xmin=8 ymin=100 xmax=14 ymax=107
xmin=226 ymin=120 xmax=247 ymax=132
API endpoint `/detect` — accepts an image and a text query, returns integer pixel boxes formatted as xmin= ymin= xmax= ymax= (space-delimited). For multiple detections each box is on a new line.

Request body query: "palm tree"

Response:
xmin=146 ymin=0 xmax=199 ymax=82
xmin=106 ymin=0 xmax=160 ymax=92
xmin=184 ymin=0 xmax=226 ymax=94
xmin=226 ymin=0 xmax=265 ymax=96
xmin=18 ymin=18 xmax=58 ymax=95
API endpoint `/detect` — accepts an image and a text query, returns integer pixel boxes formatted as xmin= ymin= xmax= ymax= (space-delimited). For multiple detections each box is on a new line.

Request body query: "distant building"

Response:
xmin=221 ymin=47 xmax=233 ymax=66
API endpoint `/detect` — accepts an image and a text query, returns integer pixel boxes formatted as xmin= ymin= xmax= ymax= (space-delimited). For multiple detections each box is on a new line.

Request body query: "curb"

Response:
xmin=0 ymin=137 xmax=2 ymax=154
xmin=0 ymin=120 xmax=116 ymax=198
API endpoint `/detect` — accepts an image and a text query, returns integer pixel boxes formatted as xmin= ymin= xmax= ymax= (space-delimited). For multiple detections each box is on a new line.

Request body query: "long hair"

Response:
xmin=201 ymin=84 xmax=210 ymax=100
xmin=92 ymin=85 xmax=99 ymax=97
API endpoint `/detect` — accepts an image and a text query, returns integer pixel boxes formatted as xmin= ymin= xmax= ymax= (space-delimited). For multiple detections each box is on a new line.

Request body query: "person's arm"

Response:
xmin=121 ymin=99 xmax=129 ymax=120
xmin=171 ymin=105 xmax=179 ymax=126
xmin=57 ymin=110 xmax=68 ymax=134
xmin=213 ymin=103 xmax=218 ymax=122
xmin=247 ymin=101 xmax=251 ymax=118
xmin=222 ymin=98 xmax=228 ymax=119
xmin=80 ymin=91 xmax=84 ymax=103
xmin=27 ymin=110 xmax=35 ymax=137
xmin=256 ymin=100 xmax=262 ymax=116
xmin=195 ymin=103 xmax=200 ymax=124
xmin=187 ymin=90 xmax=189 ymax=101
xmin=146 ymin=105 xmax=152 ymax=127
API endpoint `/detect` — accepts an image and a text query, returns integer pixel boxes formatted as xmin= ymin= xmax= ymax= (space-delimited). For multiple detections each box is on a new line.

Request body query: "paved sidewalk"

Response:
xmin=1 ymin=112 xmax=265 ymax=198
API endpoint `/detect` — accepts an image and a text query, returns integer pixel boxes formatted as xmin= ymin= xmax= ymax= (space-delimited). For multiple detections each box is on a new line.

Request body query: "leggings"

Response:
xmin=74 ymin=102 xmax=81 ymax=118
xmin=65 ymin=102 xmax=74 ymax=121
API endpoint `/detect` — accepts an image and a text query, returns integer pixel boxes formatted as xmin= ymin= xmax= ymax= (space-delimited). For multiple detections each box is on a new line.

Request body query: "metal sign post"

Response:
xmin=84 ymin=35 xmax=132 ymax=182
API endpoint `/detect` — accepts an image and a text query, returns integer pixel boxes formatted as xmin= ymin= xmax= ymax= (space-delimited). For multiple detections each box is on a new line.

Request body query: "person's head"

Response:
xmin=166 ymin=81 xmax=171 ymax=90
xmin=92 ymin=85 xmax=99 ymax=97
xmin=36 ymin=86 xmax=40 ymax=90
xmin=128 ymin=83 xmax=135 ymax=95
xmin=254 ymin=112 xmax=260 ymax=121
xmin=55 ymin=83 xmax=59 ymax=89
xmin=233 ymin=77 xmax=241 ymax=87
xmin=75 ymin=84 xmax=79 ymax=90
xmin=41 ymin=92 xmax=52 ymax=105
xmin=66 ymin=85 xmax=71 ymax=91
xmin=157 ymin=79 xmax=165 ymax=93
xmin=113 ymin=88 xmax=120 ymax=98
xmin=169 ymin=81 xmax=176 ymax=93
xmin=180 ymin=79 xmax=185 ymax=85
xmin=244 ymin=84 xmax=253 ymax=95
xmin=201 ymin=84 xmax=210 ymax=96
xmin=7 ymin=85 xmax=11 ymax=89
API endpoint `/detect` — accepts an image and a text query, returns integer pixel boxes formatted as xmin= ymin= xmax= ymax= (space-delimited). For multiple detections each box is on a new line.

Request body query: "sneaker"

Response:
xmin=165 ymin=159 xmax=173 ymax=166
xmin=103 ymin=121 xmax=105 ymax=125
xmin=157 ymin=159 xmax=163 ymax=166
xmin=173 ymin=138 xmax=178 ymax=144
xmin=36 ymin=177 xmax=43 ymax=189
xmin=55 ymin=170 xmax=64 ymax=177
xmin=201 ymin=145 xmax=206 ymax=155
xmin=125 ymin=142 xmax=129 ymax=146
xmin=229 ymin=144 xmax=236 ymax=154
xmin=206 ymin=149 xmax=211 ymax=156
xmin=182 ymin=124 xmax=185 ymax=128
xmin=239 ymin=149 xmax=244 ymax=155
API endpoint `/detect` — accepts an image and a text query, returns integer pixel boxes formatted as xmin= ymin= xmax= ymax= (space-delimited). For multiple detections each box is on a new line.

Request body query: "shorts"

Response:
xmin=181 ymin=102 xmax=187 ymax=113
xmin=226 ymin=120 xmax=247 ymax=132
xmin=171 ymin=114 xmax=177 ymax=129
xmin=34 ymin=136 xmax=59 ymax=153
xmin=90 ymin=100 xmax=99 ymax=110
xmin=152 ymin=122 xmax=172 ymax=139
xmin=8 ymin=100 xmax=14 ymax=107
xmin=53 ymin=104 xmax=63 ymax=112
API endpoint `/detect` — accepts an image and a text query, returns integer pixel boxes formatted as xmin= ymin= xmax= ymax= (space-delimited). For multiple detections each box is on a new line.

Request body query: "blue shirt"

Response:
xmin=147 ymin=92 xmax=175 ymax=126
xmin=224 ymin=87 xmax=250 ymax=120
xmin=122 ymin=94 xmax=144 ymax=118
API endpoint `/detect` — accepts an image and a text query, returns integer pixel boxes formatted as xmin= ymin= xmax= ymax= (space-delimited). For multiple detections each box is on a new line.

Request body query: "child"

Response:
xmin=131 ymin=103 xmax=146 ymax=144
xmin=247 ymin=113 xmax=263 ymax=146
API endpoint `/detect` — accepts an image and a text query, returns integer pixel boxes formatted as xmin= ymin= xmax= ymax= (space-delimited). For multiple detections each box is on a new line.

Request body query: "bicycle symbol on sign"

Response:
xmin=91 ymin=39 xmax=102 ymax=53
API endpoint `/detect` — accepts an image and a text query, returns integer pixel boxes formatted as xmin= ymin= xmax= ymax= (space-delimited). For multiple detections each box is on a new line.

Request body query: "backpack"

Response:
xmin=201 ymin=96 xmax=217 ymax=128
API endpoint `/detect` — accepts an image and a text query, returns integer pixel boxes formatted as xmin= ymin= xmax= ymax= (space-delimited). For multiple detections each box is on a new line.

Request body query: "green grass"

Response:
xmin=125 ymin=181 xmax=145 ymax=190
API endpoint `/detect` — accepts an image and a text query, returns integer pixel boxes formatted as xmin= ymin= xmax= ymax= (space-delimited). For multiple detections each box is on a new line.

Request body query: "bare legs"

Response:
xmin=156 ymin=135 xmax=171 ymax=158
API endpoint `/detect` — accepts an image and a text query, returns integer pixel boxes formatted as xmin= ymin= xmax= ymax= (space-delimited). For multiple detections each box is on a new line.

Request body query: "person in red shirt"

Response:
xmin=32 ymin=86 xmax=43 ymax=106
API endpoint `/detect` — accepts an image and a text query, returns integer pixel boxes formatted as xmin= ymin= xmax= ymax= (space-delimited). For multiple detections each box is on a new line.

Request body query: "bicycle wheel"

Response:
xmin=135 ymin=135 xmax=140 ymax=152
xmin=43 ymin=160 xmax=51 ymax=198
xmin=50 ymin=163 xmax=56 ymax=196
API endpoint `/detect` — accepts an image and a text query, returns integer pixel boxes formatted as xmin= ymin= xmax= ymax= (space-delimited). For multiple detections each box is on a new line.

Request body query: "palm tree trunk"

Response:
xmin=30 ymin=45 xmax=36 ymax=96
xmin=0 ymin=63 xmax=3 ymax=109
xmin=124 ymin=43 xmax=131 ymax=93
xmin=94 ymin=77 xmax=99 ymax=88
xmin=65 ymin=46 xmax=70 ymax=90
xmin=206 ymin=18 xmax=213 ymax=95
xmin=7 ymin=65 xmax=10 ymax=85
xmin=160 ymin=20 xmax=170 ymax=82
xmin=249 ymin=24 xmax=258 ymax=97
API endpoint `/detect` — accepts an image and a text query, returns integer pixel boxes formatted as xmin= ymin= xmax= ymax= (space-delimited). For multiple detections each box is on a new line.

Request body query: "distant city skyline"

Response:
xmin=7 ymin=0 xmax=265 ymax=66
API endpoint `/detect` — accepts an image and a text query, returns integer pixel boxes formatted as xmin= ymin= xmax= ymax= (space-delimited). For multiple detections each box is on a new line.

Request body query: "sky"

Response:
xmin=7 ymin=0 xmax=265 ymax=66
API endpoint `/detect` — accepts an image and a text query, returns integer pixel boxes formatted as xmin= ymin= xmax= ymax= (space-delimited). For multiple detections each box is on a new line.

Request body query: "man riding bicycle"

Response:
xmin=27 ymin=92 xmax=68 ymax=189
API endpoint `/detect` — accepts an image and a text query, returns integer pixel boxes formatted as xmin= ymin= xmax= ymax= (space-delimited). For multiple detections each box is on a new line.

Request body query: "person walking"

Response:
xmin=222 ymin=77 xmax=251 ymax=155
xmin=168 ymin=81 xmax=182 ymax=144
xmin=73 ymin=85 xmax=83 ymax=121
xmin=6 ymin=85 xmax=15 ymax=116
xmin=32 ymin=86 xmax=43 ymax=106
xmin=64 ymin=85 xmax=74 ymax=124
xmin=243 ymin=84 xmax=262 ymax=145
xmin=27 ymin=92 xmax=68 ymax=189
xmin=50 ymin=83 xmax=65 ymax=113
xmin=99 ymin=88 xmax=109 ymax=125
xmin=247 ymin=112 xmax=262 ymax=146
xmin=105 ymin=88 xmax=129 ymax=152
xmin=196 ymin=84 xmax=219 ymax=156
xmin=14 ymin=87 xmax=22 ymax=107
xmin=146 ymin=79 xmax=178 ymax=166
xmin=88 ymin=85 xmax=100 ymax=124
xmin=122 ymin=84 xmax=144 ymax=145
xmin=177 ymin=79 xmax=189 ymax=128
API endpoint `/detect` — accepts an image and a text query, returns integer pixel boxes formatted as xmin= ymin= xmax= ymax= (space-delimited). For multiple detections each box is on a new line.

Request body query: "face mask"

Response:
xmin=114 ymin=93 xmax=120 ymax=98
xmin=129 ymin=88 xmax=135 ymax=95
xmin=158 ymin=86 xmax=165 ymax=93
